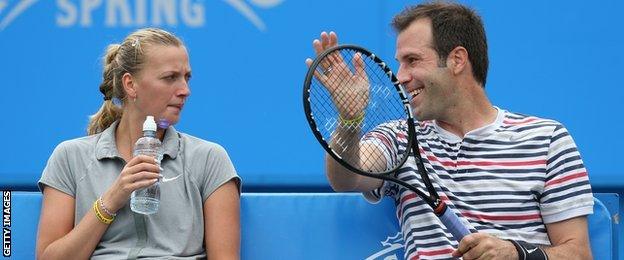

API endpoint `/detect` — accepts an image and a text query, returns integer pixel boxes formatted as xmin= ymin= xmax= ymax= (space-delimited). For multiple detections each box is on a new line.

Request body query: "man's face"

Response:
xmin=395 ymin=18 xmax=455 ymax=121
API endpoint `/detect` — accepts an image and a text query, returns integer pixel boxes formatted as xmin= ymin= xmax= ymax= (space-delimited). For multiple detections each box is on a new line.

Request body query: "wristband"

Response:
xmin=508 ymin=240 xmax=549 ymax=260
xmin=93 ymin=200 xmax=114 ymax=225
xmin=339 ymin=112 xmax=365 ymax=126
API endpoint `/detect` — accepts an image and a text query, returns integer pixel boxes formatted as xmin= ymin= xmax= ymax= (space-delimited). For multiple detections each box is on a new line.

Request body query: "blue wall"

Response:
xmin=0 ymin=0 xmax=622 ymax=190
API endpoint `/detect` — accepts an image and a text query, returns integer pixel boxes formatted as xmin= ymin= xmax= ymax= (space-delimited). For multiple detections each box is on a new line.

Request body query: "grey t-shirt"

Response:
xmin=38 ymin=121 xmax=241 ymax=259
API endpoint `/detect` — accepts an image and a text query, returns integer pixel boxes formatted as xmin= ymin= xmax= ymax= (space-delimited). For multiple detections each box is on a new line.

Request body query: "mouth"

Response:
xmin=169 ymin=103 xmax=184 ymax=110
xmin=408 ymin=87 xmax=424 ymax=101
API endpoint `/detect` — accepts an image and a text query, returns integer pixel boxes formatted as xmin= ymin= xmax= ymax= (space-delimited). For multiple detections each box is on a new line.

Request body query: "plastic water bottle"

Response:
xmin=130 ymin=116 xmax=162 ymax=215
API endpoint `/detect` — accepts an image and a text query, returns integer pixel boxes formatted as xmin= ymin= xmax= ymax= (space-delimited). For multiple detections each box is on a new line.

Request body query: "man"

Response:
xmin=306 ymin=2 xmax=593 ymax=259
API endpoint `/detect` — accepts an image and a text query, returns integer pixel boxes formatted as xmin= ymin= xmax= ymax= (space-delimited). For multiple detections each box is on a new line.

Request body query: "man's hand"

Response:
xmin=452 ymin=233 xmax=518 ymax=260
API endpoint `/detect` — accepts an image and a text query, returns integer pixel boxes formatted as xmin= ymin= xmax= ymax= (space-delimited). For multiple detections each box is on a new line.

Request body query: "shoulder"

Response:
xmin=179 ymin=132 xmax=230 ymax=158
xmin=500 ymin=110 xmax=567 ymax=134
xmin=50 ymin=135 xmax=99 ymax=159
xmin=372 ymin=119 xmax=411 ymax=132
xmin=502 ymin=110 xmax=563 ymax=127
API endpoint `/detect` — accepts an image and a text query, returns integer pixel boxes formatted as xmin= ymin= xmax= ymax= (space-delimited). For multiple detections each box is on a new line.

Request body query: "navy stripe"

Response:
xmin=365 ymin=111 xmax=592 ymax=260
xmin=456 ymin=205 xmax=540 ymax=213
xmin=547 ymin=147 xmax=580 ymax=167
xmin=543 ymin=186 xmax=592 ymax=203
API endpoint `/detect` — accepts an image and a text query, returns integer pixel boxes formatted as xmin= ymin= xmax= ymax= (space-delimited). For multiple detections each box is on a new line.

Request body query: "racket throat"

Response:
xmin=433 ymin=200 xmax=447 ymax=216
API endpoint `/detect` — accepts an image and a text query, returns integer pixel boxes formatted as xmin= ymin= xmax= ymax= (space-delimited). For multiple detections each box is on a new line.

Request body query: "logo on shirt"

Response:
xmin=0 ymin=0 xmax=283 ymax=31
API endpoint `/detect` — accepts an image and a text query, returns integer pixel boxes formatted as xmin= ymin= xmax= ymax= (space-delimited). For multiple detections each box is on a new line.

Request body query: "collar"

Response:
xmin=95 ymin=121 xmax=180 ymax=160
xmin=433 ymin=106 xmax=505 ymax=142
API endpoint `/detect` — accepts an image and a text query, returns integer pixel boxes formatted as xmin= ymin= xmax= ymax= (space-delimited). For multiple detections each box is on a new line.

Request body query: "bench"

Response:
xmin=2 ymin=191 xmax=618 ymax=259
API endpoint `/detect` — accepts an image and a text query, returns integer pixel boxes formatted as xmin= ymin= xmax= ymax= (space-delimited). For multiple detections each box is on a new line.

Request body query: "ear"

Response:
xmin=447 ymin=46 xmax=468 ymax=75
xmin=121 ymin=72 xmax=137 ymax=99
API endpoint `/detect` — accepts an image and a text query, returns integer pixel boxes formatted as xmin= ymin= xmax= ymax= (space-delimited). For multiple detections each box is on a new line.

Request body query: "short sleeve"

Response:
xmin=200 ymin=144 xmax=241 ymax=202
xmin=540 ymin=124 xmax=593 ymax=223
xmin=361 ymin=120 xmax=406 ymax=203
xmin=38 ymin=141 xmax=77 ymax=197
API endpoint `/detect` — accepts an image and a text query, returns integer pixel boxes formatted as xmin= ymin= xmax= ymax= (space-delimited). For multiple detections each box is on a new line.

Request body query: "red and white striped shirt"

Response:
xmin=363 ymin=108 xmax=593 ymax=260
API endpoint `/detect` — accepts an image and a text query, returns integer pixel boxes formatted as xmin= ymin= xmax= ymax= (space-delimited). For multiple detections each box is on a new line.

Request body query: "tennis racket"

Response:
xmin=303 ymin=44 xmax=471 ymax=241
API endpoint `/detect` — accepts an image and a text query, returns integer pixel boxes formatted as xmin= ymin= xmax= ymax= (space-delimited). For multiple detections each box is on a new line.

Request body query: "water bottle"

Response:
xmin=130 ymin=115 xmax=162 ymax=215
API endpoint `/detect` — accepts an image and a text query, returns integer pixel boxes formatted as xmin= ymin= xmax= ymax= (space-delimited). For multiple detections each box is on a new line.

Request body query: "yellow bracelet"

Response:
xmin=93 ymin=200 xmax=114 ymax=225
xmin=339 ymin=112 xmax=365 ymax=126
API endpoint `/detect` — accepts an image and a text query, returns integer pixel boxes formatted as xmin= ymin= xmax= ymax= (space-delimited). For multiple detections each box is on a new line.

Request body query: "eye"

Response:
xmin=163 ymin=74 xmax=177 ymax=81
xmin=185 ymin=73 xmax=192 ymax=82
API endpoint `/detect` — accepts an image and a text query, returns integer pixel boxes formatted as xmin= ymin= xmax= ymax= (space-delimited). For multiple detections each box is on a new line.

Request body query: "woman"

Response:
xmin=36 ymin=28 xmax=241 ymax=259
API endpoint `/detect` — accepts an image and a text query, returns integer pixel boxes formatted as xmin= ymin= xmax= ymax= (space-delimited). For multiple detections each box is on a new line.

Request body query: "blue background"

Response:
xmin=0 ymin=0 xmax=622 ymax=190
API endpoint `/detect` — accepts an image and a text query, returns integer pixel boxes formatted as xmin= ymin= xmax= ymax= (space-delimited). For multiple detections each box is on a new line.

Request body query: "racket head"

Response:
xmin=303 ymin=44 xmax=414 ymax=176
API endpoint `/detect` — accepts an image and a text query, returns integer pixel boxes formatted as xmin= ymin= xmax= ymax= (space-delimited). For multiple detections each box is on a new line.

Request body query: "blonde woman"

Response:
xmin=37 ymin=28 xmax=240 ymax=259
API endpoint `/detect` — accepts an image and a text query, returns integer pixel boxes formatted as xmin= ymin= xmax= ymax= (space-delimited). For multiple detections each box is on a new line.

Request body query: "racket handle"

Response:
xmin=437 ymin=205 xmax=472 ymax=241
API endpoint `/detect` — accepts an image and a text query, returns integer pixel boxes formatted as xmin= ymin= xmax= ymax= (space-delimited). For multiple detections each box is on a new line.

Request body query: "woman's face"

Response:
xmin=132 ymin=45 xmax=191 ymax=126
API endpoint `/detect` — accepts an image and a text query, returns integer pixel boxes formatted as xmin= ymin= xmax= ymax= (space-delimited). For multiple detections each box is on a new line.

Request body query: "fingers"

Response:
xmin=353 ymin=52 xmax=365 ymax=77
xmin=125 ymin=166 xmax=161 ymax=183
xmin=126 ymin=154 xmax=159 ymax=167
xmin=452 ymin=233 xmax=514 ymax=260
xmin=453 ymin=233 xmax=479 ymax=257
xmin=459 ymin=242 xmax=487 ymax=260
xmin=312 ymin=38 xmax=324 ymax=56
xmin=119 ymin=156 xmax=161 ymax=190
xmin=103 ymin=159 xmax=161 ymax=211
xmin=309 ymin=31 xmax=340 ymax=65
xmin=127 ymin=177 xmax=159 ymax=191
xmin=328 ymin=31 xmax=338 ymax=46
xmin=321 ymin=31 xmax=330 ymax=50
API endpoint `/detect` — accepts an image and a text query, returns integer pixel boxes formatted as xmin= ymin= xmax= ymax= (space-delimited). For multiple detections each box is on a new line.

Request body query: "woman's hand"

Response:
xmin=101 ymin=155 xmax=161 ymax=213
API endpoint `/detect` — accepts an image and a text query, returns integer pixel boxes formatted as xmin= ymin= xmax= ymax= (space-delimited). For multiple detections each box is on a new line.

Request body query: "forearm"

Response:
xmin=325 ymin=124 xmax=362 ymax=191
xmin=538 ymin=216 xmax=592 ymax=260
xmin=39 ymin=210 xmax=109 ymax=259
xmin=204 ymin=181 xmax=240 ymax=260
xmin=541 ymin=240 xmax=592 ymax=260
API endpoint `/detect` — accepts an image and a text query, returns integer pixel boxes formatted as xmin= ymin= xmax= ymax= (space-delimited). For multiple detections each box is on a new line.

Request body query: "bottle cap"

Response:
xmin=157 ymin=118 xmax=171 ymax=129
xmin=143 ymin=116 xmax=157 ymax=132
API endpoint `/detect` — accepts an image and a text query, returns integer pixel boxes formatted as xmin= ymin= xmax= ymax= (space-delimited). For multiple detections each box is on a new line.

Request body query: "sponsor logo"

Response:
xmin=0 ymin=0 xmax=37 ymax=30
xmin=366 ymin=232 xmax=404 ymax=260
xmin=0 ymin=0 xmax=283 ymax=31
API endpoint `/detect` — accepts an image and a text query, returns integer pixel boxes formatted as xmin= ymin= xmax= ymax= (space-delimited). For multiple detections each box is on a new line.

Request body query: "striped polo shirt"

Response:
xmin=363 ymin=107 xmax=593 ymax=259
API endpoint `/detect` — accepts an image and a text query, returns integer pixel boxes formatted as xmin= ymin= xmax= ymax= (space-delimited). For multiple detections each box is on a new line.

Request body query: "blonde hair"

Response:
xmin=87 ymin=28 xmax=183 ymax=135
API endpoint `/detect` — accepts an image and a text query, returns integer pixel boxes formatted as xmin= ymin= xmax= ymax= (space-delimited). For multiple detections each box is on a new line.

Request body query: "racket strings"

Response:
xmin=309 ymin=48 xmax=410 ymax=174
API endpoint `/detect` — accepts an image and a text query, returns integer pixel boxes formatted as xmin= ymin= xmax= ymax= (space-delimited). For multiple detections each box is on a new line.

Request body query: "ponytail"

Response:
xmin=87 ymin=44 xmax=123 ymax=135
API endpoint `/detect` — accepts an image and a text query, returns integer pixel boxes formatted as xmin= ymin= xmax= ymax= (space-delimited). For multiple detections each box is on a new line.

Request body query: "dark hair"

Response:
xmin=392 ymin=2 xmax=488 ymax=87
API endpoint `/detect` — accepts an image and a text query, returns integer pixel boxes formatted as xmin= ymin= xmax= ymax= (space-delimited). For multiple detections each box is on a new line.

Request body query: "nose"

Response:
xmin=176 ymin=80 xmax=191 ymax=97
xmin=396 ymin=64 xmax=411 ymax=85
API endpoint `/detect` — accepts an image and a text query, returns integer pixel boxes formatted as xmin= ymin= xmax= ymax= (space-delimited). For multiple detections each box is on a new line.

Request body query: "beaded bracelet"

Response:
xmin=98 ymin=196 xmax=117 ymax=217
xmin=93 ymin=200 xmax=114 ymax=225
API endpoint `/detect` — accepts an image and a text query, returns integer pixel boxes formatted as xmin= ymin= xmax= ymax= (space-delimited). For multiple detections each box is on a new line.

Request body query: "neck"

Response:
xmin=116 ymin=111 xmax=165 ymax=161
xmin=436 ymin=83 xmax=497 ymax=138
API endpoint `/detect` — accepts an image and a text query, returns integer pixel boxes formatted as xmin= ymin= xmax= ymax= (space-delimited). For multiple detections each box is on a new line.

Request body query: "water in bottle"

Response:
xmin=130 ymin=115 xmax=162 ymax=215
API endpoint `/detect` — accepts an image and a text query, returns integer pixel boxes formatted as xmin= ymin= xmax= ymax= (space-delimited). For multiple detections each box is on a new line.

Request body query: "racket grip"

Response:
xmin=438 ymin=205 xmax=471 ymax=241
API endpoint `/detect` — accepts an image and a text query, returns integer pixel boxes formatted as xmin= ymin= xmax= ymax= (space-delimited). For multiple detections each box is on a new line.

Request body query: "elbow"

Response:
xmin=326 ymin=171 xmax=359 ymax=192
xmin=578 ymin=245 xmax=593 ymax=260
xmin=36 ymin=247 xmax=50 ymax=260
xmin=328 ymin=181 xmax=354 ymax=192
